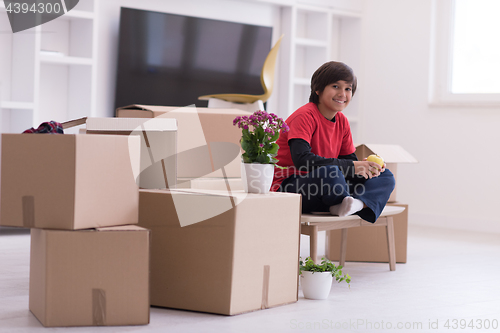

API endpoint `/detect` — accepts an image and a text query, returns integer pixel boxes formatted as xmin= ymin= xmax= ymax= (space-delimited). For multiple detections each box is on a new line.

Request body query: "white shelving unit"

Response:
xmin=279 ymin=4 xmax=362 ymax=141
xmin=0 ymin=0 xmax=97 ymax=133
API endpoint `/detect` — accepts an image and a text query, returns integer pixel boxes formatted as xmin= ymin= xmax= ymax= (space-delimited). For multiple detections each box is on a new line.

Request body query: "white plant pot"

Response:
xmin=300 ymin=271 xmax=333 ymax=300
xmin=241 ymin=162 xmax=274 ymax=194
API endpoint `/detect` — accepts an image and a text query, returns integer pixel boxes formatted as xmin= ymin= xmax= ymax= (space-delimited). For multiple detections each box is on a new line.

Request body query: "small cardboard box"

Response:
xmin=29 ymin=225 xmax=150 ymax=327
xmin=355 ymin=144 xmax=417 ymax=202
xmin=325 ymin=203 xmax=409 ymax=263
xmin=0 ymin=134 xmax=140 ymax=230
xmin=138 ymin=188 xmax=301 ymax=315
xmin=85 ymin=117 xmax=177 ymax=189
xmin=64 ymin=117 xmax=178 ymax=189
xmin=116 ymin=105 xmax=250 ymax=179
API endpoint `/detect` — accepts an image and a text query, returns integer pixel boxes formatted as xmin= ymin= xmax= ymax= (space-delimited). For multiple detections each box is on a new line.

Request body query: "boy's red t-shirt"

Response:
xmin=271 ymin=102 xmax=355 ymax=191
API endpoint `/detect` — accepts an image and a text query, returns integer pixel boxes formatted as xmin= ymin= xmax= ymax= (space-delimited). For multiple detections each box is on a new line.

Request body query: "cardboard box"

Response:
xmin=355 ymin=144 xmax=417 ymax=202
xmin=29 ymin=225 xmax=150 ymax=327
xmin=116 ymin=105 xmax=250 ymax=179
xmin=325 ymin=203 xmax=408 ymax=263
xmin=0 ymin=134 xmax=140 ymax=230
xmin=138 ymin=188 xmax=301 ymax=315
xmin=64 ymin=117 xmax=178 ymax=189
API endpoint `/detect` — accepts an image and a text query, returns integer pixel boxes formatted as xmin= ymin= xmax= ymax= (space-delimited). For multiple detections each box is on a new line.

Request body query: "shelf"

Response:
xmin=40 ymin=54 xmax=93 ymax=65
xmin=295 ymin=38 xmax=328 ymax=48
xmin=0 ymin=101 xmax=35 ymax=110
xmin=0 ymin=0 xmax=96 ymax=133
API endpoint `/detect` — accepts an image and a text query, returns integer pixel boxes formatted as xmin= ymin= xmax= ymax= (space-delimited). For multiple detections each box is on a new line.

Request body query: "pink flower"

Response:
xmin=233 ymin=110 xmax=287 ymax=164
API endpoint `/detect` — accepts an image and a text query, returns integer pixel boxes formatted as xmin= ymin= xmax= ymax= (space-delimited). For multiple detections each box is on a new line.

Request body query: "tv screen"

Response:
xmin=114 ymin=8 xmax=273 ymax=109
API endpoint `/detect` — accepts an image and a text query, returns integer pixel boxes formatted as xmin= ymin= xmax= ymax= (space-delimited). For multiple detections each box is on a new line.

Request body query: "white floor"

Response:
xmin=1 ymin=225 xmax=500 ymax=333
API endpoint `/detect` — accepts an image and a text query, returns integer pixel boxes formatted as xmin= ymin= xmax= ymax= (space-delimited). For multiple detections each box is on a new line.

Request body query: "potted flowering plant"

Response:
xmin=299 ymin=257 xmax=351 ymax=300
xmin=233 ymin=110 xmax=288 ymax=193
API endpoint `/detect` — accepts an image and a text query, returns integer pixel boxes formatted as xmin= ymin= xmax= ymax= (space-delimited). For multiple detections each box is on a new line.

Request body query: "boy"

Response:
xmin=272 ymin=61 xmax=395 ymax=222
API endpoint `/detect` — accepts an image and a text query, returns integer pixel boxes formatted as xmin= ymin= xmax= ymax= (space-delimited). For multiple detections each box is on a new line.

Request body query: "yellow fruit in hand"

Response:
xmin=367 ymin=154 xmax=384 ymax=168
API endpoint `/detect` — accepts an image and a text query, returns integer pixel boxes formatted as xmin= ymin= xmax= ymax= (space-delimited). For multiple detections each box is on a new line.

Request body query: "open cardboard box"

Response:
xmin=0 ymin=134 xmax=140 ymax=230
xmin=355 ymin=144 xmax=417 ymax=202
xmin=30 ymin=225 xmax=150 ymax=327
xmin=63 ymin=117 xmax=177 ymax=189
xmin=138 ymin=188 xmax=301 ymax=315
xmin=115 ymin=105 xmax=250 ymax=181
xmin=324 ymin=144 xmax=416 ymax=264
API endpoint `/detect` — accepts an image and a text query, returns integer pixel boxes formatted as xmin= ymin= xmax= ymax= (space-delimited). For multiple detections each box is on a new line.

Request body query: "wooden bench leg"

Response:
xmin=386 ymin=217 xmax=396 ymax=271
xmin=340 ymin=228 xmax=348 ymax=267
xmin=309 ymin=225 xmax=319 ymax=263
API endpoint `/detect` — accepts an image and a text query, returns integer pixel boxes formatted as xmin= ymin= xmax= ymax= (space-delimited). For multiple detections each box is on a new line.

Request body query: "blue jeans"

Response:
xmin=279 ymin=165 xmax=396 ymax=223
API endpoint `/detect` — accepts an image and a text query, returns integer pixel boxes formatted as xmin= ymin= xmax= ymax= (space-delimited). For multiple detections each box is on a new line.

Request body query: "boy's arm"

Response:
xmin=289 ymin=138 xmax=357 ymax=176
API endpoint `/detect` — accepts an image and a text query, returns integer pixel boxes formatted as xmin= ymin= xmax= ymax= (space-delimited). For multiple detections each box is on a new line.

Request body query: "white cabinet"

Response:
xmin=279 ymin=4 xmax=362 ymax=141
xmin=0 ymin=0 xmax=96 ymax=133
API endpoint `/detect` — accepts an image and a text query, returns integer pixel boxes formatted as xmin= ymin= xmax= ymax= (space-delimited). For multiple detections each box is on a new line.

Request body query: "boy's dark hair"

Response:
xmin=309 ymin=61 xmax=357 ymax=104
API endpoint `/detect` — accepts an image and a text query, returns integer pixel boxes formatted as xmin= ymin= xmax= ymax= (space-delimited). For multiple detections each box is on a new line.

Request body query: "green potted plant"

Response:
xmin=299 ymin=257 xmax=351 ymax=300
xmin=233 ymin=110 xmax=288 ymax=193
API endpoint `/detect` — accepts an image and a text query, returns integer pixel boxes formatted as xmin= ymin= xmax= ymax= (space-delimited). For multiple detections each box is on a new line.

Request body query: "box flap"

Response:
xmin=116 ymin=104 xmax=177 ymax=113
xmin=61 ymin=117 xmax=88 ymax=129
xmin=86 ymin=117 xmax=177 ymax=131
xmin=355 ymin=144 xmax=418 ymax=163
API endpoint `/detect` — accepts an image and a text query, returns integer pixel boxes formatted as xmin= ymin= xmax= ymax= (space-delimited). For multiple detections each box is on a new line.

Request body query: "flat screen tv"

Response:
xmin=114 ymin=7 xmax=273 ymax=109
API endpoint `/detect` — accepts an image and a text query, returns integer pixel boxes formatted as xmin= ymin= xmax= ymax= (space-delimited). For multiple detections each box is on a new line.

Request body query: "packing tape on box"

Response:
xmin=261 ymin=265 xmax=270 ymax=310
xmin=22 ymin=196 xmax=35 ymax=228
xmin=92 ymin=288 xmax=106 ymax=326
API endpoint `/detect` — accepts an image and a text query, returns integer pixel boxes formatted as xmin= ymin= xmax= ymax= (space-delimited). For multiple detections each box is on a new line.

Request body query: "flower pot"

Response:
xmin=300 ymin=271 xmax=333 ymax=300
xmin=241 ymin=162 xmax=274 ymax=194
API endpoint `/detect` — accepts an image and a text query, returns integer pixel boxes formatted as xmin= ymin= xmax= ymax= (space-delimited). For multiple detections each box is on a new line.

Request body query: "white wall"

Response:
xmin=358 ymin=0 xmax=500 ymax=232
xmin=95 ymin=0 xmax=281 ymax=118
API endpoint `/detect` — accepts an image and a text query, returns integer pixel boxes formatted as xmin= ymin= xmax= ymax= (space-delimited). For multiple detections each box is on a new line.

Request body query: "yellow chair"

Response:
xmin=198 ymin=34 xmax=284 ymax=110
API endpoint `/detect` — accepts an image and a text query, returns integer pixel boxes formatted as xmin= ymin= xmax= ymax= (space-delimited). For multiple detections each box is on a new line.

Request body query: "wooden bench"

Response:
xmin=300 ymin=206 xmax=406 ymax=271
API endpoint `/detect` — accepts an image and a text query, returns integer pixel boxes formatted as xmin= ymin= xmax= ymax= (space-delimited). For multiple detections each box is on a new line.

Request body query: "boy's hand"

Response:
xmin=353 ymin=160 xmax=382 ymax=179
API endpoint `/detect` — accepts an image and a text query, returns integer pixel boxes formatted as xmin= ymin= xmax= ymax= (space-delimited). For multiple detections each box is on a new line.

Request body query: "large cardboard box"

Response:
xmin=138 ymin=188 xmax=301 ymax=315
xmin=325 ymin=203 xmax=409 ymax=263
xmin=116 ymin=105 xmax=250 ymax=179
xmin=0 ymin=134 xmax=140 ymax=230
xmin=85 ymin=117 xmax=177 ymax=189
xmin=29 ymin=225 xmax=150 ymax=327
xmin=355 ymin=144 xmax=417 ymax=202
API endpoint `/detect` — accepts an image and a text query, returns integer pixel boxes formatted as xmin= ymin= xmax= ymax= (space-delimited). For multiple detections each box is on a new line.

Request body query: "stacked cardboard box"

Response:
xmin=0 ymin=133 xmax=150 ymax=327
xmin=1 ymin=107 xmax=302 ymax=322
xmin=63 ymin=117 xmax=178 ymax=189
xmin=138 ymin=188 xmax=302 ymax=315
xmin=113 ymin=106 xmax=303 ymax=315
xmin=85 ymin=117 xmax=178 ymax=189
xmin=115 ymin=105 xmax=250 ymax=187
